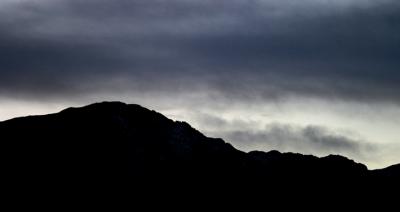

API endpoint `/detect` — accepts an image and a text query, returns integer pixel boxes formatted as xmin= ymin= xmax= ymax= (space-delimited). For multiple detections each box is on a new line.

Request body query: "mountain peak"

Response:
xmin=1 ymin=101 xmax=398 ymax=184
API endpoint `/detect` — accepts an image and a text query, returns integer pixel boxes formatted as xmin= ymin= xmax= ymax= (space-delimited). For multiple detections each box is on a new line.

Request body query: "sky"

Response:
xmin=0 ymin=0 xmax=399 ymax=169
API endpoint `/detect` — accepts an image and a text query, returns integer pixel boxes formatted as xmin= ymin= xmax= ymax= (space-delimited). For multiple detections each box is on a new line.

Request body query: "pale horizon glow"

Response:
xmin=1 ymin=95 xmax=399 ymax=170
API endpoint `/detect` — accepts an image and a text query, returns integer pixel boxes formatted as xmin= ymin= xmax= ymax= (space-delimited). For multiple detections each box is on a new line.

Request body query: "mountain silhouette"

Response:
xmin=1 ymin=101 xmax=398 ymax=187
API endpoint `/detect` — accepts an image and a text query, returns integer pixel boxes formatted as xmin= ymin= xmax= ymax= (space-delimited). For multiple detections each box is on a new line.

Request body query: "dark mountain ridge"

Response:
xmin=1 ymin=101 xmax=398 ymax=185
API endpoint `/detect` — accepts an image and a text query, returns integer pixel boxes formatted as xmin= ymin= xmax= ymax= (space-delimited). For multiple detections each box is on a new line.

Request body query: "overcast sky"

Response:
xmin=1 ymin=0 xmax=399 ymax=169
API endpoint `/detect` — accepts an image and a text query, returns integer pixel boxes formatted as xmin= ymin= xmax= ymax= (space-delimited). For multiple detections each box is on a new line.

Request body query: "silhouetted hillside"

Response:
xmin=1 ymin=102 xmax=398 ymax=186
xmin=371 ymin=164 xmax=400 ymax=177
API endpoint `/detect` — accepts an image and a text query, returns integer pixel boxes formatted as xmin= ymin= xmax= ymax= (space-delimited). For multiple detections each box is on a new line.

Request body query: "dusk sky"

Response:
xmin=1 ymin=0 xmax=399 ymax=169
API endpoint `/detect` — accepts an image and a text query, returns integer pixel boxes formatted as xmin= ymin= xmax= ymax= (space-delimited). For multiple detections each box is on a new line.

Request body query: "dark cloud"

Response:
xmin=0 ymin=0 xmax=399 ymax=103
xmin=183 ymin=111 xmax=374 ymax=160
xmin=221 ymin=124 xmax=375 ymax=160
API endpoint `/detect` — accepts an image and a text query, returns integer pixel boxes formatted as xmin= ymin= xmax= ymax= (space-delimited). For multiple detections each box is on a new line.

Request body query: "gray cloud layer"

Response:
xmin=188 ymin=111 xmax=374 ymax=161
xmin=0 ymin=0 xmax=399 ymax=103
xmin=225 ymin=124 xmax=373 ymax=157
